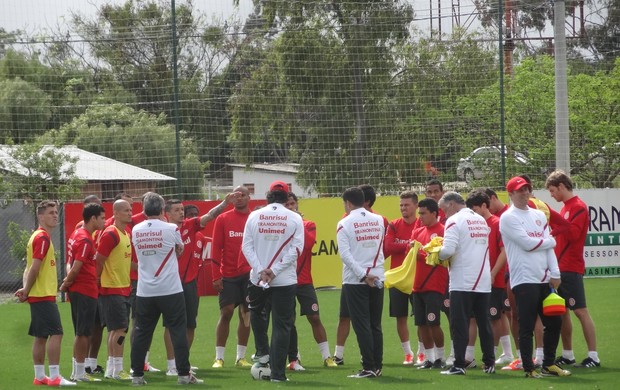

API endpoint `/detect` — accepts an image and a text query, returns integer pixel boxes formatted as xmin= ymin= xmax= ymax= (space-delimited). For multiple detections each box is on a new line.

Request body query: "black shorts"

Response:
xmin=99 ymin=294 xmax=130 ymax=331
xmin=219 ymin=273 xmax=250 ymax=309
xmin=339 ymin=286 xmax=349 ymax=318
xmin=164 ymin=279 xmax=199 ymax=329
xmin=29 ymin=301 xmax=63 ymax=338
xmin=296 ymin=284 xmax=320 ymax=316
xmin=129 ymin=279 xmax=138 ymax=319
xmin=389 ymin=288 xmax=413 ymax=318
xmin=558 ymin=272 xmax=587 ymax=310
xmin=69 ymin=292 xmax=97 ymax=336
xmin=94 ymin=297 xmax=104 ymax=328
xmin=489 ymin=287 xmax=508 ymax=320
xmin=441 ymin=289 xmax=450 ymax=315
xmin=413 ymin=292 xmax=443 ymax=326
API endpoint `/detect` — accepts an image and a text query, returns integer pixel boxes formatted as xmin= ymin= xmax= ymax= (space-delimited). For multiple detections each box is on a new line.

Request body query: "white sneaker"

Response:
xmin=287 ymin=360 xmax=305 ymax=371
xmin=166 ymin=368 xmax=178 ymax=376
xmin=178 ymin=374 xmax=204 ymax=385
xmin=47 ymin=376 xmax=77 ymax=386
xmin=145 ymin=362 xmax=161 ymax=372
xmin=495 ymin=354 xmax=514 ymax=365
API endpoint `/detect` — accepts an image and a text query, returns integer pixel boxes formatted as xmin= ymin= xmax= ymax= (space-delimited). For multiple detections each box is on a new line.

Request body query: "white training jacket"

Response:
xmin=499 ymin=205 xmax=560 ymax=288
xmin=439 ymin=207 xmax=491 ymax=293
xmin=242 ymin=202 xmax=304 ymax=287
xmin=132 ymin=218 xmax=184 ymax=297
xmin=337 ymin=208 xmax=386 ymax=285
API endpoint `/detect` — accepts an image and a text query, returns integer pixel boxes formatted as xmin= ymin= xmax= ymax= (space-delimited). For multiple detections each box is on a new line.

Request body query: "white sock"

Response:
xmin=562 ymin=349 xmax=575 ymax=360
xmin=145 ymin=351 xmax=150 ymax=364
xmin=215 ymin=346 xmax=225 ymax=360
xmin=535 ymin=348 xmax=544 ymax=362
xmin=588 ymin=351 xmax=599 ymax=362
xmin=334 ymin=345 xmax=344 ymax=359
xmin=449 ymin=341 xmax=455 ymax=357
xmin=465 ymin=346 xmax=475 ymax=362
xmin=114 ymin=357 xmax=123 ymax=375
xmin=236 ymin=345 xmax=247 ymax=361
xmin=401 ymin=340 xmax=413 ymax=355
xmin=318 ymin=341 xmax=330 ymax=360
xmin=494 ymin=346 xmax=498 ymax=357
xmin=167 ymin=359 xmax=176 ymax=370
xmin=417 ymin=341 xmax=425 ymax=355
xmin=34 ymin=365 xmax=46 ymax=381
xmin=425 ymin=348 xmax=436 ymax=362
xmin=75 ymin=362 xmax=86 ymax=378
xmin=435 ymin=346 xmax=445 ymax=360
xmin=500 ymin=335 xmax=513 ymax=357
xmin=49 ymin=365 xmax=60 ymax=379
xmin=71 ymin=357 xmax=76 ymax=378
xmin=85 ymin=358 xmax=93 ymax=370
xmin=105 ymin=357 xmax=113 ymax=376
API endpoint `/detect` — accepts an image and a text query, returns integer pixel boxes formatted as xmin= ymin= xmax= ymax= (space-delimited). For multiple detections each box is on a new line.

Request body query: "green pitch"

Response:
xmin=0 ymin=278 xmax=617 ymax=389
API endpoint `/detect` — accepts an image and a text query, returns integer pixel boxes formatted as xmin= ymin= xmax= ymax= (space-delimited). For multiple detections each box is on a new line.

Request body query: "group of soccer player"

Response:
xmin=14 ymin=168 xmax=600 ymax=385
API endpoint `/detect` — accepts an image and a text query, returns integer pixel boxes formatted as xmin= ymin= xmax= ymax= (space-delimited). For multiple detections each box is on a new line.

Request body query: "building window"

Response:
xmin=244 ymin=183 xmax=255 ymax=195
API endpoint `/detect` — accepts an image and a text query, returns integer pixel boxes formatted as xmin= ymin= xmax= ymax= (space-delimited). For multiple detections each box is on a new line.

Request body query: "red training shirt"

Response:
xmin=486 ymin=214 xmax=506 ymax=289
xmin=385 ymin=217 xmax=421 ymax=269
xmin=411 ymin=222 xmax=448 ymax=294
xmin=553 ymin=196 xmax=589 ymax=274
xmin=66 ymin=227 xmax=98 ymax=299
xmin=211 ymin=209 xmax=251 ymax=280
xmin=296 ymin=220 xmax=317 ymax=285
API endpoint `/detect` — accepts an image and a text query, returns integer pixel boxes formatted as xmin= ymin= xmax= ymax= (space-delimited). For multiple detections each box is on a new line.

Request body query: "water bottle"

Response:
xmin=374 ymin=279 xmax=384 ymax=289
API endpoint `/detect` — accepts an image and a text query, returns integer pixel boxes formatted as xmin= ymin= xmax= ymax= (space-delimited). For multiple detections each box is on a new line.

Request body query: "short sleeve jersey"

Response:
xmin=411 ymin=222 xmax=448 ymax=294
xmin=385 ymin=217 xmax=420 ymax=269
xmin=486 ymin=214 xmax=506 ymax=288
xmin=26 ymin=228 xmax=57 ymax=302
xmin=296 ymin=220 xmax=317 ymax=285
xmin=211 ymin=209 xmax=251 ymax=280
xmin=177 ymin=217 xmax=203 ymax=283
xmin=66 ymin=227 xmax=98 ymax=298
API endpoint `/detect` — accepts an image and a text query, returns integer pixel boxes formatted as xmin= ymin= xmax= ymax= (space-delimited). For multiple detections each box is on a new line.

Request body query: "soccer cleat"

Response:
xmin=72 ymin=374 xmax=102 ymax=382
xmin=417 ymin=360 xmax=434 ymax=370
xmin=270 ymin=377 xmax=290 ymax=382
xmin=575 ymin=357 xmax=601 ymax=368
xmin=465 ymin=359 xmax=477 ymax=369
xmin=324 ymin=357 xmax=338 ymax=367
xmin=113 ymin=370 xmax=132 ymax=380
xmin=131 ymin=376 xmax=147 ymax=386
xmin=375 ymin=368 xmax=382 ymax=377
xmin=501 ymin=358 xmax=523 ymax=371
xmin=347 ymin=369 xmax=377 ymax=378
xmin=178 ymin=374 xmax=204 ymax=385
xmin=432 ymin=359 xmax=446 ymax=369
xmin=144 ymin=362 xmax=160 ymax=372
xmin=554 ymin=356 xmax=576 ymax=366
xmin=90 ymin=365 xmax=104 ymax=375
xmin=541 ymin=364 xmax=572 ymax=377
xmin=166 ymin=368 xmax=178 ymax=376
xmin=33 ymin=377 xmax=49 ymax=386
xmin=403 ymin=353 xmax=414 ymax=365
xmin=415 ymin=352 xmax=426 ymax=366
xmin=288 ymin=360 xmax=305 ymax=371
xmin=47 ymin=376 xmax=77 ymax=386
xmin=235 ymin=358 xmax=252 ymax=367
xmin=333 ymin=356 xmax=344 ymax=366
xmin=440 ymin=366 xmax=466 ymax=375
xmin=495 ymin=354 xmax=514 ymax=365
xmin=212 ymin=359 xmax=224 ymax=368
xmin=524 ymin=370 xmax=542 ymax=378
xmin=534 ymin=358 xmax=542 ymax=369
xmin=482 ymin=364 xmax=496 ymax=374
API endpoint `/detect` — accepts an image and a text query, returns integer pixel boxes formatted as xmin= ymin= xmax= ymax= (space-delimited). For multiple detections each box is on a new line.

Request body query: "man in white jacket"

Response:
xmin=337 ymin=187 xmax=386 ymax=378
xmin=499 ymin=176 xmax=570 ymax=378
xmin=242 ymin=181 xmax=304 ymax=382
xmin=438 ymin=191 xmax=495 ymax=375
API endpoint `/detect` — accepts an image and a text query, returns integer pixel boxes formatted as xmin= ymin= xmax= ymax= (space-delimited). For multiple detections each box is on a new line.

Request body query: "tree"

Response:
xmin=0 ymin=78 xmax=51 ymax=143
xmin=41 ymin=104 xmax=205 ymax=199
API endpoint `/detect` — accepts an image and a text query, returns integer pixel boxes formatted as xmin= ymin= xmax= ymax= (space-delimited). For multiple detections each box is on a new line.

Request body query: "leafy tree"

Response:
xmin=0 ymin=78 xmax=51 ymax=143
xmin=42 ymin=104 xmax=205 ymax=199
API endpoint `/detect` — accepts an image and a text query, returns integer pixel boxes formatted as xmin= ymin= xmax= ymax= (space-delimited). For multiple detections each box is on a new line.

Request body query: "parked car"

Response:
xmin=456 ymin=146 xmax=529 ymax=182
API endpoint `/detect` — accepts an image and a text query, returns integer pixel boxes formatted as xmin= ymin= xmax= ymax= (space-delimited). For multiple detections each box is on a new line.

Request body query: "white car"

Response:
xmin=456 ymin=146 xmax=529 ymax=183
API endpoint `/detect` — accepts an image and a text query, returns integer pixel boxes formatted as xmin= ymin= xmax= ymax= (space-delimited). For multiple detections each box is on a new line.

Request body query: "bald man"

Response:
xmin=95 ymin=200 xmax=134 ymax=380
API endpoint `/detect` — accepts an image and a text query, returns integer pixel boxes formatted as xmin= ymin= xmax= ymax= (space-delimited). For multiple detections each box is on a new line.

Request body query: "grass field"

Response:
xmin=0 ymin=278 xmax=618 ymax=389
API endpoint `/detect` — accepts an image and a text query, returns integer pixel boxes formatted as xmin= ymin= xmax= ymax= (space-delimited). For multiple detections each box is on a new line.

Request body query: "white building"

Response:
xmin=228 ymin=163 xmax=317 ymax=200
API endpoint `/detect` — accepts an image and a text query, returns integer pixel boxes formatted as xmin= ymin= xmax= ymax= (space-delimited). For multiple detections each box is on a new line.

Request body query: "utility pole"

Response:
xmin=554 ymin=0 xmax=570 ymax=173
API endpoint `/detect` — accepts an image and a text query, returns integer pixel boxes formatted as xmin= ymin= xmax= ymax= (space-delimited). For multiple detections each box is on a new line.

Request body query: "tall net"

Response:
xmin=0 ymin=0 xmax=617 ymax=203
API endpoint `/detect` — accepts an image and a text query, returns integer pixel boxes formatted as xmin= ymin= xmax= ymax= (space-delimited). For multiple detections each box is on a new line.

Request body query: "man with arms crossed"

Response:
xmin=500 ymin=176 xmax=570 ymax=378
xmin=211 ymin=186 xmax=253 ymax=368
xmin=95 ymin=199 xmax=133 ymax=380
xmin=130 ymin=192 xmax=203 ymax=385
xmin=61 ymin=203 xmax=106 ymax=382
xmin=546 ymin=170 xmax=600 ymax=368
xmin=337 ymin=187 xmax=386 ymax=378
xmin=410 ymin=198 xmax=448 ymax=369
xmin=384 ymin=191 xmax=421 ymax=365
xmin=438 ymin=192 xmax=495 ymax=375
xmin=242 ymin=181 xmax=304 ymax=382
xmin=16 ymin=201 xmax=76 ymax=386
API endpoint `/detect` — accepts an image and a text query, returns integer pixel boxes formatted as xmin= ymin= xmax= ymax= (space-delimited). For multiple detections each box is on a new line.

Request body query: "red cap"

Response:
xmin=269 ymin=180 xmax=290 ymax=193
xmin=506 ymin=176 xmax=531 ymax=192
